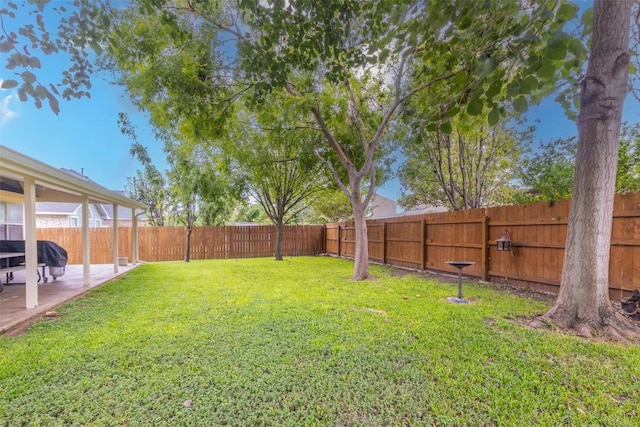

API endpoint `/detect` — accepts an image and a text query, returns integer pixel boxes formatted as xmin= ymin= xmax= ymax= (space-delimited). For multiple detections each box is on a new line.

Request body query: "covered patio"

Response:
xmin=0 ymin=145 xmax=147 ymax=318
xmin=0 ymin=264 xmax=139 ymax=333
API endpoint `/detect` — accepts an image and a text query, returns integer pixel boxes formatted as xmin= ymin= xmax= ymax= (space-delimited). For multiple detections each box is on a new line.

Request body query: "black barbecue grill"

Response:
xmin=0 ymin=240 xmax=68 ymax=281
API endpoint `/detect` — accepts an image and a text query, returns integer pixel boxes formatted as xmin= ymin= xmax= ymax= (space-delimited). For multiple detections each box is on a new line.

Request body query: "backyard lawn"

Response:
xmin=1 ymin=257 xmax=639 ymax=426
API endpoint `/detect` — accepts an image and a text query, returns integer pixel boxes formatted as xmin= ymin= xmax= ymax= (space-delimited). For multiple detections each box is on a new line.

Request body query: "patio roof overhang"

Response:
xmin=0 ymin=145 xmax=147 ymax=210
xmin=0 ymin=144 xmax=147 ymax=310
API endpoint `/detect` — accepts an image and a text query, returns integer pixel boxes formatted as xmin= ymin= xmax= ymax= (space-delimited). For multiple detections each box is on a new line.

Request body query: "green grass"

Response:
xmin=1 ymin=257 xmax=639 ymax=426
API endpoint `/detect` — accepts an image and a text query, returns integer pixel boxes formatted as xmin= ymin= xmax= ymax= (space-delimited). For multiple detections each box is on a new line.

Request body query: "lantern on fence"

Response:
xmin=496 ymin=230 xmax=512 ymax=251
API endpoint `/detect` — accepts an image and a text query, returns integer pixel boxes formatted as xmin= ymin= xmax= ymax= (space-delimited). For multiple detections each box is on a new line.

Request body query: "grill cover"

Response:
xmin=0 ymin=240 xmax=68 ymax=267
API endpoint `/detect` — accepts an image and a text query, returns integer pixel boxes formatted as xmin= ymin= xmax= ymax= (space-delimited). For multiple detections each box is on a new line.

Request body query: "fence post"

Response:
xmin=337 ymin=225 xmax=342 ymax=257
xmin=421 ymin=219 xmax=426 ymax=270
xmin=481 ymin=215 xmax=489 ymax=281
xmin=383 ymin=222 xmax=387 ymax=265
xmin=322 ymin=224 xmax=326 ymax=254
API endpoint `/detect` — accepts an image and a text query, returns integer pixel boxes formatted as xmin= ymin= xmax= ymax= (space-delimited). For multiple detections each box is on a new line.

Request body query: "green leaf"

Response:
xmin=487 ymin=107 xmax=500 ymax=126
xmin=443 ymin=106 xmax=459 ymax=119
xmin=545 ymin=44 xmax=567 ymax=60
xmin=513 ymin=96 xmax=528 ymax=114
xmin=466 ymin=99 xmax=483 ymax=116
xmin=536 ymin=62 xmax=556 ymax=79
xmin=440 ymin=121 xmax=452 ymax=134
xmin=485 ymin=81 xmax=502 ymax=100
xmin=34 ymin=0 xmax=47 ymax=12
xmin=556 ymin=3 xmax=578 ymax=22
xmin=572 ymin=96 xmax=580 ymax=110
xmin=506 ymin=81 xmax=520 ymax=98
xmin=567 ymin=39 xmax=585 ymax=58
xmin=520 ymin=76 xmax=538 ymax=94
xmin=581 ymin=8 xmax=593 ymax=27
xmin=0 ymin=41 xmax=13 ymax=53
xmin=1 ymin=79 xmax=18 ymax=89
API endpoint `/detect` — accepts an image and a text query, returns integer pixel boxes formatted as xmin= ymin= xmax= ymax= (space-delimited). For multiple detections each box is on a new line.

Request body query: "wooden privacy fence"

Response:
xmin=34 ymin=191 xmax=640 ymax=299
xmin=37 ymin=225 xmax=325 ymax=264
xmin=327 ymin=191 xmax=640 ymax=300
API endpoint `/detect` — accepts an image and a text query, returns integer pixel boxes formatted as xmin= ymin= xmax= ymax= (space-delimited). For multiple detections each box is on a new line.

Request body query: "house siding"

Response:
xmin=36 ymin=214 xmax=73 ymax=228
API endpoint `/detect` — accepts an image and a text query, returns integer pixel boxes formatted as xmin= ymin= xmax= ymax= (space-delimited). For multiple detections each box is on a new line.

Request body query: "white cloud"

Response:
xmin=0 ymin=92 xmax=19 ymax=124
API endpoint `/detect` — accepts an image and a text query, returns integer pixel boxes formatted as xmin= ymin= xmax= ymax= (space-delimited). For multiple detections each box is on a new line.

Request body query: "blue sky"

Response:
xmin=1 ymin=0 xmax=638 ymax=202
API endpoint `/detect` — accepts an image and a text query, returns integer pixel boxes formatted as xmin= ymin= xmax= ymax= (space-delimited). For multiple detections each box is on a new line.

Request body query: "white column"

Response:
xmin=82 ymin=195 xmax=90 ymax=286
xmin=132 ymin=208 xmax=139 ymax=264
xmin=113 ymin=203 xmax=119 ymax=273
xmin=23 ymin=177 xmax=38 ymax=309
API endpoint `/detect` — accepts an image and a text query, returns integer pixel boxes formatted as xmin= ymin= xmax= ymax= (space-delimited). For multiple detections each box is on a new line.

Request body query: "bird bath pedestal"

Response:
xmin=445 ymin=261 xmax=475 ymax=304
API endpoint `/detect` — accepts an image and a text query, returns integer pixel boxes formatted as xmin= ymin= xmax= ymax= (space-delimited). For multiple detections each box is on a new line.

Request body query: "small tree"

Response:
xmin=308 ymin=189 xmax=353 ymax=223
xmin=224 ymin=95 xmax=327 ymax=260
xmin=166 ymin=144 xmax=232 ymax=262
xmin=514 ymin=136 xmax=577 ymax=204
xmin=614 ymin=123 xmax=640 ymax=194
xmin=398 ymin=117 xmax=524 ymax=210
xmin=515 ymin=123 xmax=640 ymax=204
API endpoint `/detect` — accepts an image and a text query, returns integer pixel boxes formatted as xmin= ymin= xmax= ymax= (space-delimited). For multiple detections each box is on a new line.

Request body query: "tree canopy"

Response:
xmin=3 ymin=0 xmax=599 ymax=281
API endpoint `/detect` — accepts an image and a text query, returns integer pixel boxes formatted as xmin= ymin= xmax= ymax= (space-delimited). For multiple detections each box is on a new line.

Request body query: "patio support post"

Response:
xmin=132 ymin=209 xmax=139 ymax=264
xmin=82 ymin=195 xmax=91 ymax=286
xmin=113 ymin=203 xmax=118 ymax=273
xmin=23 ymin=176 xmax=38 ymax=309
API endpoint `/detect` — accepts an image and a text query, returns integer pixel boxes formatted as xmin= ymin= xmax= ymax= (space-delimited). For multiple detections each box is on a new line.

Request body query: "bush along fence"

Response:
xmin=36 ymin=224 xmax=325 ymax=264
xmin=327 ymin=191 xmax=640 ymax=301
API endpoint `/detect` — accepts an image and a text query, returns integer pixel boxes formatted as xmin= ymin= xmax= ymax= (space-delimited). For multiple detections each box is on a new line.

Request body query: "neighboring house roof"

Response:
xmin=101 ymin=203 xmax=138 ymax=221
xmin=59 ymin=168 xmax=106 ymax=187
xmin=36 ymin=202 xmax=81 ymax=214
xmin=400 ymin=204 xmax=449 ymax=216
xmin=36 ymin=202 xmax=145 ymax=221
xmin=368 ymin=202 xmax=449 ymax=220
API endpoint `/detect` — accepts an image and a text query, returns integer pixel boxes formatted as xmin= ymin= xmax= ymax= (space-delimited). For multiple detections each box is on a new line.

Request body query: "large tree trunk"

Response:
xmin=274 ymin=217 xmax=284 ymax=261
xmin=534 ymin=0 xmax=639 ymax=340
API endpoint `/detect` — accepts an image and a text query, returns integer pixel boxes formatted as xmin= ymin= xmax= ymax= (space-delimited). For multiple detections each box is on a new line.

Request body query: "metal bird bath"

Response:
xmin=445 ymin=261 xmax=475 ymax=304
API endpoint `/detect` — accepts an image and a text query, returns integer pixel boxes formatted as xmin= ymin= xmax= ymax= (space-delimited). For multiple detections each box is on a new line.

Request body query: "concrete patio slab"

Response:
xmin=0 ymin=263 xmax=139 ymax=334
